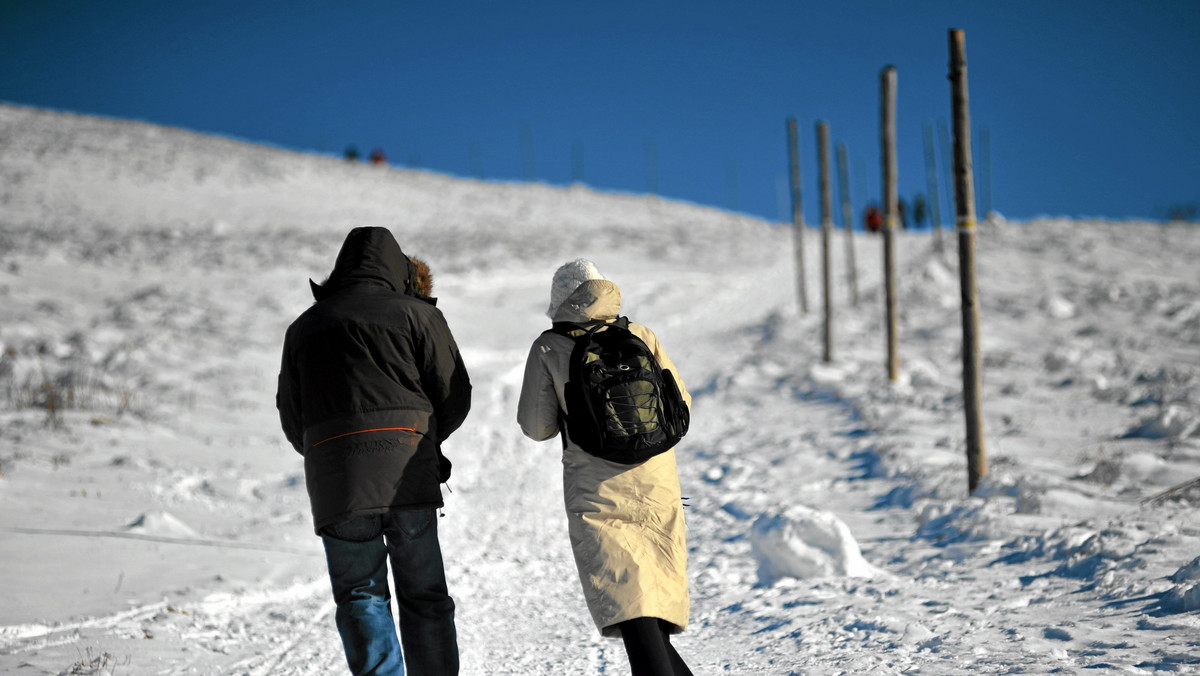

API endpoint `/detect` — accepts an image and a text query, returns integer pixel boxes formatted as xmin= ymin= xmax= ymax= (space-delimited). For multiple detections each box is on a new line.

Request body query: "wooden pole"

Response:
xmin=937 ymin=119 xmax=955 ymax=234
xmin=923 ymin=121 xmax=944 ymax=253
xmin=980 ymin=126 xmax=992 ymax=219
xmin=470 ymin=141 xmax=484 ymax=179
xmin=880 ymin=66 xmax=900 ymax=382
xmin=949 ymin=29 xmax=987 ymax=494
xmin=786 ymin=117 xmax=809 ymax=314
xmin=644 ymin=138 xmax=659 ymax=194
xmin=571 ymin=140 xmax=585 ymax=183
xmin=724 ymin=159 xmax=740 ymax=212
xmin=818 ymin=121 xmax=835 ymax=362
xmin=836 ymin=142 xmax=859 ymax=306
xmin=519 ymin=121 xmax=536 ymax=181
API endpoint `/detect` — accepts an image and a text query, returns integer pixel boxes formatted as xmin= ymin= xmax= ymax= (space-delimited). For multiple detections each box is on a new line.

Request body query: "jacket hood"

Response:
xmin=551 ymin=279 xmax=622 ymax=323
xmin=546 ymin=258 xmax=605 ymax=318
xmin=310 ymin=226 xmax=414 ymax=301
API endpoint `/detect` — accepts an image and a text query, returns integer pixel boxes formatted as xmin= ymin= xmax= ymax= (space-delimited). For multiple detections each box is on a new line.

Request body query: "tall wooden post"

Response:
xmin=979 ymin=126 xmax=992 ymax=219
xmin=519 ymin=121 xmax=536 ymax=181
xmin=644 ymin=138 xmax=659 ymax=194
xmin=937 ymin=119 xmax=955 ymax=233
xmin=949 ymin=29 xmax=987 ymax=494
xmin=571 ymin=140 xmax=585 ymax=183
xmin=787 ymin=117 xmax=809 ymax=314
xmin=880 ymin=66 xmax=900 ymax=382
xmin=470 ymin=141 xmax=484 ymax=179
xmin=818 ymin=121 xmax=835 ymax=362
xmin=923 ymin=121 xmax=944 ymax=253
xmin=836 ymin=143 xmax=859 ymax=306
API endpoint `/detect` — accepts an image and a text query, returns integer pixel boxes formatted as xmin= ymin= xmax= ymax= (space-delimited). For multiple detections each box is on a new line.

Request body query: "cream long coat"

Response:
xmin=517 ymin=279 xmax=692 ymax=637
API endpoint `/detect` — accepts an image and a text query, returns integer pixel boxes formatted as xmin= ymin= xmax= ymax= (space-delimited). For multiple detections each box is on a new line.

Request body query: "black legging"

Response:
xmin=617 ymin=617 xmax=693 ymax=676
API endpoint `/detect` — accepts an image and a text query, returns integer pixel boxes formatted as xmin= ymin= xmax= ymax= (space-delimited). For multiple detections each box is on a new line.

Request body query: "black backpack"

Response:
xmin=545 ymin=317 xmax=689 ymax=464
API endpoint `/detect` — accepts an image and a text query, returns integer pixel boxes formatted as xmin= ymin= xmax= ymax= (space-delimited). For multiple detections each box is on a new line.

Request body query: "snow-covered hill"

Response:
xmin=1 ymin=103 xmax=1199 ymax=674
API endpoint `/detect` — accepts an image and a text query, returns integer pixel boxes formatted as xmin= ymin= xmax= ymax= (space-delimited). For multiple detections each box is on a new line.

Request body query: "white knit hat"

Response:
xmin=547 ymin=258 xmax=605 ymax=318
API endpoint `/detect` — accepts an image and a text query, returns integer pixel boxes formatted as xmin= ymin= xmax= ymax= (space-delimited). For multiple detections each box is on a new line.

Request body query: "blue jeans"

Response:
xmin=321 ymin=508 xmax=458 ymax=676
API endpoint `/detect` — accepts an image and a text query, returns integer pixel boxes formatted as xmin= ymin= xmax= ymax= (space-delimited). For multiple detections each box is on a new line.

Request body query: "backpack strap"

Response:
xmin=544 ymin=316 xmax=630 ymax=340
xmin=544 ymin=322 xmax=586 ymax=339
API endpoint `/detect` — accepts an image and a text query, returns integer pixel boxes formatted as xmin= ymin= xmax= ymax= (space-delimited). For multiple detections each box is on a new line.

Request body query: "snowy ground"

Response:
xmin=1 ymin=103 xmax=1199 ymax=675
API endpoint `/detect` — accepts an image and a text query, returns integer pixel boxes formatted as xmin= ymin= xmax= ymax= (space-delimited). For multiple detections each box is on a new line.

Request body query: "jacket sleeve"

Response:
xmin=415 ymin=310 xmax=472 ymax=443
xmin=276 ymin=331 xmax=304 ymax=455
xmin=517 ymin=338 xmax=561 ymax=441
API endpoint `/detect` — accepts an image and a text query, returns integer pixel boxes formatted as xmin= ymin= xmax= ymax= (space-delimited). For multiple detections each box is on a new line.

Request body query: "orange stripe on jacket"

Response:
xmin=311 ymin=427 xmax=417 ymax=448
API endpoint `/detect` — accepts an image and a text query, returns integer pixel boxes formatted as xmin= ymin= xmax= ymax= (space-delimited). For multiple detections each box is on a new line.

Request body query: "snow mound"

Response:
xmin=913 ymin=258 xmax=958 ymax=308
xmin=1171 ymin=556 xmax=1200 ymax=584
xmin=1121 ymin=405 xmax=1199 ymax=440
xmin=892 ymin=622 xmax=940 ymax=650
xmin=749 ymin=504 xmax=881 ymax=585
xmin=123 ymin=511 xmax=199 ymax=538
xmin=1162 ymin=584 xmax=1200 ymax=614
xmin=1041 ymin=293 xmax=1077 ymax=319
xmin=1161 ymin=556 xmax=1200 ymax=614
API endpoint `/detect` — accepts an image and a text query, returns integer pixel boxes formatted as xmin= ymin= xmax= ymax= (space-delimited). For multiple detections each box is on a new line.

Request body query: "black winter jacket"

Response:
xmin=276 ymin=227 xmax=471 ymax=533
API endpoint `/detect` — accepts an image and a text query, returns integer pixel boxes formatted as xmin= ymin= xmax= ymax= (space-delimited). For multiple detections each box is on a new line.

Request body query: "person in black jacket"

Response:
xmin=277 ymin=226 xmax=471 ymax=676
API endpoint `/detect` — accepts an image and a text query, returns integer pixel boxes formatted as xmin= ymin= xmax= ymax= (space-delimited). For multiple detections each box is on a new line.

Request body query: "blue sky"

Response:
xmin=2 ymin=0 xmax=1197 ymax=225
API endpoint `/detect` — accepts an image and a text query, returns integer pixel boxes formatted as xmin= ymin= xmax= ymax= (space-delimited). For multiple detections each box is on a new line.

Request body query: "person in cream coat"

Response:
xmin=518 ymin=259 xmax=694 ymax=676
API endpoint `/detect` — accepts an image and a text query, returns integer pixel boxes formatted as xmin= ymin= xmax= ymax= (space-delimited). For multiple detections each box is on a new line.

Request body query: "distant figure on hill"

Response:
xmin=343 ymin=145 xmax=360 ymax=162
xmin=369 ymin=148 xmax=387 ymax=166
xmin=277 ymin=227 xmax=471 ymax=676
xmin=897 ymin=198 xmax=909 ymax=230
xmin=913 ymin=194 xmax=927 ymax=229
xmin=864 ymin=205 xmax=883 ymax=233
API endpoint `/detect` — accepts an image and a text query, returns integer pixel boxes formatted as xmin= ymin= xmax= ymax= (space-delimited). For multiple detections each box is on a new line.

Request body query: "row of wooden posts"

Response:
xmin=787 ymin=30 xmax=986 ymax=495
